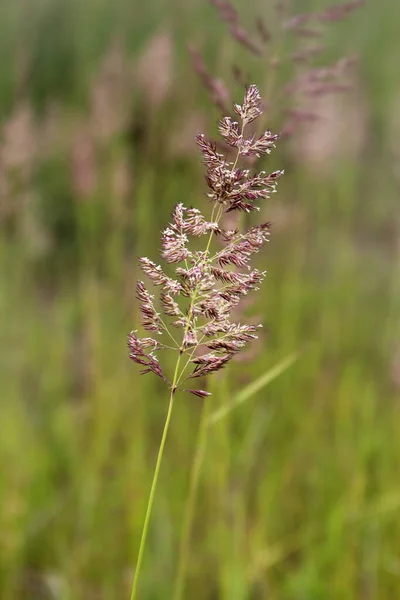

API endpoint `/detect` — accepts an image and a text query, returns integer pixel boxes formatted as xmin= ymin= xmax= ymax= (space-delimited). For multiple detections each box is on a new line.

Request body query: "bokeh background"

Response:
xmin=1 ymin=0 xmax=399 ymax=598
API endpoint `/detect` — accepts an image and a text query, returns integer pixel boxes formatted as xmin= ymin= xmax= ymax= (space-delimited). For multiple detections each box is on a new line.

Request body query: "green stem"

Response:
xmin=129 ymin=356 xmax=182 ymax=600
xmin=172 ymin=394 xmax=212 ymax=600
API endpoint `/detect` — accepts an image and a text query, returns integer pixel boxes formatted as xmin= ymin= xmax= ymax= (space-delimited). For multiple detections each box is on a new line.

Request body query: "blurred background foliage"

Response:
xmin=0 ymin=0 xmax=399 ymax=598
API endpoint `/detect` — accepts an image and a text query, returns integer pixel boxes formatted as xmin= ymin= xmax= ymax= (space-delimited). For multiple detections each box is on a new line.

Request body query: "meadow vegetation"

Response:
xmin=0 ymin=0 xmax=399 ymax=598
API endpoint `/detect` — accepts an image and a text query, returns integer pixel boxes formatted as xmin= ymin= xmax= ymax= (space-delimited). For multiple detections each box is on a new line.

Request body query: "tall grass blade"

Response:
xmin=208 ymin=352 xmax=299 ymax=426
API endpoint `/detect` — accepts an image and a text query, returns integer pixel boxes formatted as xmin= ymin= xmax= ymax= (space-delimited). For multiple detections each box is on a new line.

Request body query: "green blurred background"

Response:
xmin=1 ymin=0 xmax=399 ymax=598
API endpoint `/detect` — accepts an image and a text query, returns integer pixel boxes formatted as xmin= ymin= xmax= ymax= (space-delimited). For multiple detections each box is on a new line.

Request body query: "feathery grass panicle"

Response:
xmin=128 ymin=85 xmax=282 ymax=600
xmin=128 ymin=84 xmax=282 ymax=398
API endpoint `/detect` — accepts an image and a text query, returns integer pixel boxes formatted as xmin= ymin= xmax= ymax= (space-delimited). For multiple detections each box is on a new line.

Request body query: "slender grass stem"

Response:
xmin=129 ymin=355 xmax=182 ymax=600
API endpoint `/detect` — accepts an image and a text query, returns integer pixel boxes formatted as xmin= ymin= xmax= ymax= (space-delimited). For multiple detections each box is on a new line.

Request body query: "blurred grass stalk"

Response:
xmin=173 ymin=353 xmax=298 ymax=600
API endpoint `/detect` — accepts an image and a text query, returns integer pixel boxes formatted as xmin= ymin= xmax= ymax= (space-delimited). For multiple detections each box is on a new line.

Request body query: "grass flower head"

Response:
xmin=128 ymin=84 xmax=283 ymax=397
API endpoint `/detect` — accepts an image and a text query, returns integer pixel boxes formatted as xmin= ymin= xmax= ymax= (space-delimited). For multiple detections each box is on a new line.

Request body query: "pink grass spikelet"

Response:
xmin=234 ymin=84 xmax=263 ymax=124
xmin=186 ymin=389 xmax=212 ymax=398
xmin=127 ymin=331 xmax=168 ymax=381
xmin=136 ymin=281 xmax=162 ymax=333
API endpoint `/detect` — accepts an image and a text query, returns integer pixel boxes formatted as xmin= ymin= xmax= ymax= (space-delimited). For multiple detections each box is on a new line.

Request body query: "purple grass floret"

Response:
xmin=128 ymin=85 xmax=282 ymax=396
xmin=127 ymin=331 xmax=168 ymax=381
